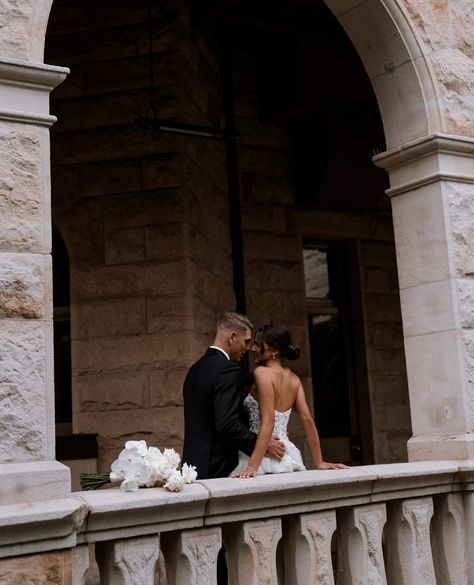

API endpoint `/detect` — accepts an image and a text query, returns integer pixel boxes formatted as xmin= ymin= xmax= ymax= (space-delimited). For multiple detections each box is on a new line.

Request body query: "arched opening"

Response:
xmin=42 ymin=0 xmax=439 ymax=467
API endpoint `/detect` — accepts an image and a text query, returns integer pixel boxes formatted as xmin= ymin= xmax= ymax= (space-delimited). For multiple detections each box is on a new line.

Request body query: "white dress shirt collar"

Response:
xmin=209 ymin=345 xmax=230 ymax=360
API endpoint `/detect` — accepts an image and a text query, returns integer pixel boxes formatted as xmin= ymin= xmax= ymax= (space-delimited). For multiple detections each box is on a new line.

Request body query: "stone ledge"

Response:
xmin=1 ymin=461 xmax=471 ymax=555
xmin=373 ymin=133 xmax=474 ymax=197
xmin=0 ymin=58 xmax=69 ymax=126
xmin=74 ymin=483 xmax=209 ymax=543
xmin=0 ymin=496 xmax=86 ymax=559
xmin=0 ymin=58 xmax=69 ymax=89
xmin=69 ymin=461 xmax=469 ymax=542
xmin=373 ymin=133 xmax=474 ymax=171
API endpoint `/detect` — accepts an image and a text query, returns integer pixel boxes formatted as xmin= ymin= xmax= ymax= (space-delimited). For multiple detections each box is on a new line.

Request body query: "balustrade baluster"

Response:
xmin=337 ymin=503 xmax=387 ymax=585
xmin=95 ymin=534 xmax=160 ymax=585
xmin=161 ymin=527 xmax=222 ymax=585
xmin=463 ymin=492 xmax=474 ymax=585
xmin=283 ymin=511 xmax=336 ymax=585
xmin=72 ymin=544 xmax=89 ymax=585
xmin=431 ymin=493 xmax=468 ymax=585
xmin=223 ymin=518 xmax=282 ymax=585
xmin=385 ymin=497 xmax=436 ymax=585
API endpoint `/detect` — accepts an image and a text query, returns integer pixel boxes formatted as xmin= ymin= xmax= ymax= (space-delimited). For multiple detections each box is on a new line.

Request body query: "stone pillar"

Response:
xmin=0 ymin=57 xmax=70 ymax=502
xmin=223 ymin=518 xmax=282 ymax=585
xmin=161 ymin=527 xmax=222 ymax=585
xmin=336 ymin=503 xmax=387 ymax=585
xmin=374 ymin=134 xmax=474 ymax=460
xmin=283 ymin=511 xmax=336 ymax=585
xmin=385 ymin=497 xmax=436 ymax=585
xmin=95 ymin=534 xmax=160 ymax=585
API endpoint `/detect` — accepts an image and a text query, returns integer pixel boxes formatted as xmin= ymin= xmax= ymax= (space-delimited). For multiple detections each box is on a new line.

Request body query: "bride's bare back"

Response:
xmin=252 ymin=365 xmax=301 ymax=413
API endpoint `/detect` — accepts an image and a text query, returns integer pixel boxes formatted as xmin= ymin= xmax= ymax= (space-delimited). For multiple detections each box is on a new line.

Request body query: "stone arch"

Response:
xmin=322 ymin=0 xmax=444 ymax=148
xmin=0 ymin=0 xmax=53 ymax=61
xmin=15 ymin=0 xmax=443 ymax=149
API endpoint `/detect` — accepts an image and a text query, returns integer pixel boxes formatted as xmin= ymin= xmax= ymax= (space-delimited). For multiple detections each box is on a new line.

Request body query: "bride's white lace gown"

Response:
xmin=233 ymin=394 xmax=306 ymax=475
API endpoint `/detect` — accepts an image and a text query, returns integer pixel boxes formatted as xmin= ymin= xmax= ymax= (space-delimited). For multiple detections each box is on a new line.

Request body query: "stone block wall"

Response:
xmin=46 ymin=0 xmax=233 ymax=470
xmin=0 ymin=550 xmax=72 ymax=585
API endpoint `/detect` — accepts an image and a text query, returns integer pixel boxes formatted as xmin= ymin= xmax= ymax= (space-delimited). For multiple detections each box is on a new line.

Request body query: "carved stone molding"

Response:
xmin=386 ymin=497 xmax=436 ymax=585
xmin=95 ymin=534 xmax=160 ymax=585
xmin=337 ymin=503 xmax=387 ymax=585
xmin=223 ymin=518 xmax=282 ymax=585
xmin=161 ymin=527 xmax=222 ymax=585
xmin=283 ymin=510 xmax=337 ymax=585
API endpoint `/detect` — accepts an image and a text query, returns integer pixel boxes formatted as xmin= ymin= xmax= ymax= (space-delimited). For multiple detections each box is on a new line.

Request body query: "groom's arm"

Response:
xmin=214 ymin=363 xmax=257 ymax=455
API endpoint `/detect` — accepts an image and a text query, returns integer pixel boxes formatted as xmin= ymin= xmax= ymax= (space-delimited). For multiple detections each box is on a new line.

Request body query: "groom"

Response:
xmin=182 ymin=311 xmax=284 ymax=479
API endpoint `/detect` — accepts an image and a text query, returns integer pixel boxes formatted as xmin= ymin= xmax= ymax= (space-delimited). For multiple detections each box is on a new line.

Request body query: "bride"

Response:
xmin=232 ymin=324 xmax=348 ymax=478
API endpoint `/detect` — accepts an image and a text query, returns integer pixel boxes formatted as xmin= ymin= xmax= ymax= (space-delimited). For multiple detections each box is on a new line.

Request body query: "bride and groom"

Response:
xmin=182 ymin=312 xmax=347 ymax=480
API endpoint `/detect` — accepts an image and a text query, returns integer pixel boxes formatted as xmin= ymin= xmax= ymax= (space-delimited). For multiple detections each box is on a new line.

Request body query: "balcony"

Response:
xmin=1 ymin=461 xmax=473 ymax=584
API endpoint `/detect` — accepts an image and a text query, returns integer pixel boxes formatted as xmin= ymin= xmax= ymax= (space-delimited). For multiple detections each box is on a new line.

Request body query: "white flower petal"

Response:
xmin=125 ymin=440 xmax=148 ymax=456
xmin=120 ymin=479 xmax=139 ymax=491
xmin=164 ymin=469 xmax=185 ymax=492
xmin=181 ymin=463 xmax=197 ymax=484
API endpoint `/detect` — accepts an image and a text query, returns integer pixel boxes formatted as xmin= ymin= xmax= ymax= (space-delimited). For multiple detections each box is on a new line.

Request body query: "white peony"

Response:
xmin=150 ymin=455 xmax=175 ymax=483
xmin=164 ymin=469 xmax=185 ymax=492
xmin=181 ymin=463 xmax=197 ymax=484
xmin=163 ymin=448 xmax=181 ymax=469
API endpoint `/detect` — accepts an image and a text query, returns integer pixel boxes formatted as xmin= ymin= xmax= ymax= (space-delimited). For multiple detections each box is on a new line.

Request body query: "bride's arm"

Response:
xmin=233 ymin=367 xmax=275 ymax=477
xmin=293 ymin=382 xmax=348 ymax=470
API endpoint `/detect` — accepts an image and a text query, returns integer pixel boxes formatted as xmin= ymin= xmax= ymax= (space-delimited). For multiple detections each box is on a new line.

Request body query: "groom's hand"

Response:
xmin=266 ymin=435 xmax=285 ymax=461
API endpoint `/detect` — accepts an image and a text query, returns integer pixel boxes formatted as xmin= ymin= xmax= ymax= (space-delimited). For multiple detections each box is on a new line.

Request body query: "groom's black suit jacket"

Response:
xmin=182 ymin=348 xmax=257 ymax=479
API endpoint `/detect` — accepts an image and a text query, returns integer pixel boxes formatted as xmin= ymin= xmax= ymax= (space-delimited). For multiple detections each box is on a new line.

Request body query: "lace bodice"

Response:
xmin=243 ymin=394 xmax=291 ymax=438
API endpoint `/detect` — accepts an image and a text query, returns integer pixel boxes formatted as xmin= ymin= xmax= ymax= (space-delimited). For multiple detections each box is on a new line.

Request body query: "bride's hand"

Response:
xmin=315 ymin=461 xmax=349 ymax=470
xmin=232 ymin=465 xmax=257 ymax=478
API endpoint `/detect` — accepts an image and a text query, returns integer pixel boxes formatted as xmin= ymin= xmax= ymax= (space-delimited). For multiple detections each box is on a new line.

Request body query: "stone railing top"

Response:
xmin=73 ymin=460 xmax=473 ymax=543
xmin=0 ymin=460 xmax=472 ymax=557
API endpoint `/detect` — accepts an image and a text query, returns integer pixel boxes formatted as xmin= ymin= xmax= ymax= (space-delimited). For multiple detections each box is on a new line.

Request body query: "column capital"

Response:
xmin=0 ymin=58 xmax=69 ymax=127
xmin=373 ymin=133 xmax=474 ymax=197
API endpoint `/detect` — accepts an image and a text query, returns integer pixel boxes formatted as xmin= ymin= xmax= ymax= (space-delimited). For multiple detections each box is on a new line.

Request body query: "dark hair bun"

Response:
xmin=282 ymin=342 xmax=300 ymax=360
xmin=259 ymin=324 xmax=301 ymax=361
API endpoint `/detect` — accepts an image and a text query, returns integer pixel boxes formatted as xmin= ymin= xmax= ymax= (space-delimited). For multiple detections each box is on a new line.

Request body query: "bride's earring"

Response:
xmin=272 ymin=354 xmax=277 ymax=360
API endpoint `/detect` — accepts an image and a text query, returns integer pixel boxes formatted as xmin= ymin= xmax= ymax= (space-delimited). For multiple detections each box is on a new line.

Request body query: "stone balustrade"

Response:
xmin=1 ymin=461 xmax=473 ymax=584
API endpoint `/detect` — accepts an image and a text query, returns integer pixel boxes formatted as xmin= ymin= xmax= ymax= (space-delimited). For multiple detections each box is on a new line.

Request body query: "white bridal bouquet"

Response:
xmin=80 ymin=440 xmax=197 ymax=492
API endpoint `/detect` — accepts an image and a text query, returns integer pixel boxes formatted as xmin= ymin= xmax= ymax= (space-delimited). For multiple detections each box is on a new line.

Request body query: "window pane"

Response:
xmin=303 ymin=248 xmax=330 ymax=298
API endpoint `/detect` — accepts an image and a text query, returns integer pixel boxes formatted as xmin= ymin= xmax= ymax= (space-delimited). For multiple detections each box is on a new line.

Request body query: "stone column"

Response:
xmin=0 ymin=57 xmax=70 ymax=503
xmin=374 ymin=134 xmax=474 ymax=460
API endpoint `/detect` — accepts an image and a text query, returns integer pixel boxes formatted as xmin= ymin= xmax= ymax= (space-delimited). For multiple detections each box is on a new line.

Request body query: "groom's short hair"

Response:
xmin=216 ymin=312 xmax=253 ymax=334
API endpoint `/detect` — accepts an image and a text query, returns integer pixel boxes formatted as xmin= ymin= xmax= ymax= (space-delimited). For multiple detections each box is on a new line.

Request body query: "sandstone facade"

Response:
xmin=0 ymin=0 xmax=471 ymax=522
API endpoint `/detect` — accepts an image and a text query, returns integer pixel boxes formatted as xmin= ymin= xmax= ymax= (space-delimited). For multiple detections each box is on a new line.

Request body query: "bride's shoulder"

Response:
xmin=285 ymin=367 xmax=301 ymax=386
xmin=253 ymin=365 xmax=277 ymax=379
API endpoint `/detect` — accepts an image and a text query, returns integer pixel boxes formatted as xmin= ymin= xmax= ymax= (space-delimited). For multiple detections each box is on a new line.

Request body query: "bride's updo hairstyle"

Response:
xmin=255 ymin=324 xmax=301 ymax=360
